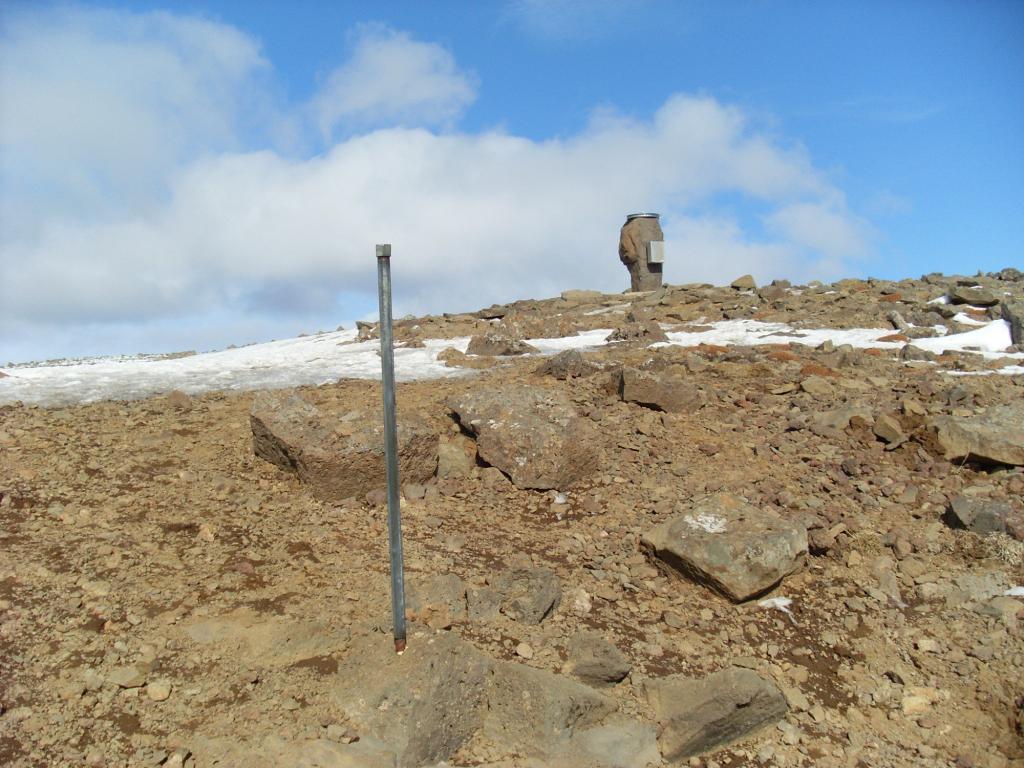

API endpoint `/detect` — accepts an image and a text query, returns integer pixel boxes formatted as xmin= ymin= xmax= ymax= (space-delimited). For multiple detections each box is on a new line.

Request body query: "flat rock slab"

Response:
xmin=929 ymin=405 xmax=1024 ymax=466
xmin=183 ymin=609 xmax=351 ymax=667
xmin=251 ymin=390 xmax=437 ymax=502
xmin=332 ymin=630 xmax=616 ymax=765
xmin=645 ymin=667 xmax=787 ymax=761
xmin=467 ymin=567 xmax=561 ymax=624
xmin=619 ymin=367 xmax=705 ymax=413
xmin=484 ymin=659 xmax=617 ymax=754
xmin=449 ymin=387 xmax=600 ymax=490
xmin=566 ymin=630 xmax=631 ymax=686
xmin=642 ymin=493 xmax=807 ymax=602
xmin=333 ymin=631 xmax=490 ymax=766
xmin=946 ymin=496 xmax=1024 ymax=539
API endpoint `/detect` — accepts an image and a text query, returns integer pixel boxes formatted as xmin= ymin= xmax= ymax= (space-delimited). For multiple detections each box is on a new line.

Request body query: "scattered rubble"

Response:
xmin=2 ymin=268 xmax=1024 ymax=768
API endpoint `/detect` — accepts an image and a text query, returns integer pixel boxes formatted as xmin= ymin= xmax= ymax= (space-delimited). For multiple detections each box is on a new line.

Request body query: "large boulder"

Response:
xmin=1002 ymin=300 xmax=1024 ymax=346
xmin=618 ymin=215 xmax=664 ymax=292
xmin=948 ymin=284 xmax=999 ymax=306
xmin=645 ymin=667 xmax=787 ymax=761
xmin=928 ymin=405 xmax=1024 ymax=466
xmin=332 ymin=632 xmax=491 ymax=767
xmin=449 ymin=387 xmax=601 ymax=490
xmin=251 ymin=391 xmax=437 ymax=503
xmin=642 ymin=493 xmax=808 ymax=602
xmin=619 ymin=367 xmax=705 ymax=413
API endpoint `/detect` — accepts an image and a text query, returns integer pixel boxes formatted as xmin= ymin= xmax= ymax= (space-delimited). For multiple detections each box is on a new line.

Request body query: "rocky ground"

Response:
xmin=1 ymin=270 xmax=1023 ymax=768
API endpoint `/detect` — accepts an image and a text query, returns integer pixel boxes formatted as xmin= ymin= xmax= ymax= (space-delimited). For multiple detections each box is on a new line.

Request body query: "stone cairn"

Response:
xmin=618 ymin=212 xmax=664 ymax=292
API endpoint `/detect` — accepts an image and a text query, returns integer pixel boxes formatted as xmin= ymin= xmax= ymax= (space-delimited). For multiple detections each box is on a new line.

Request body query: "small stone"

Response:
xmin=146 ymin=679 xmax=172 ymax=702
xmin=108 ymin=664 xmax=148 ymax=689
xmin=515 ymin=643 xmax=534 ymax=660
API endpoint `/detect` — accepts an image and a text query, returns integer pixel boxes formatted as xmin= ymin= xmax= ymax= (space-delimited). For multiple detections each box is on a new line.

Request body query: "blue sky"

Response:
xmin=1 ymin=0 xmax=1022 ymax=363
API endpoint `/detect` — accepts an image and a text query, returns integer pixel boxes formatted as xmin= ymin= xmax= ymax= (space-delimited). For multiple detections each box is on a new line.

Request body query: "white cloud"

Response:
xmin=310 ymin=25 xmax=477 ymax=137
xmin=0 ymin=7 xmax=271 ymax=239
xmin=0 ymin=8 xmax=873 ymax=363
xmin=505 ymin=0 xmax=650 ymax=40
xmin=765 ymin=201 xmax=871 ymax=259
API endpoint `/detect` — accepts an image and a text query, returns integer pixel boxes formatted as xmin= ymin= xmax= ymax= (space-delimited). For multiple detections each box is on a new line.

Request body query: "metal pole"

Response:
xmin=376 ymin=243 xmax=407 ymax=654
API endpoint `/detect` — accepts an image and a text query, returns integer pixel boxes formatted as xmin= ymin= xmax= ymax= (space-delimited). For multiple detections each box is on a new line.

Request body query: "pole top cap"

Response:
xmin=626 ymin=212 xmax=660 ymax=221
xmin=376 ymin=244 xmax=392 ymax=259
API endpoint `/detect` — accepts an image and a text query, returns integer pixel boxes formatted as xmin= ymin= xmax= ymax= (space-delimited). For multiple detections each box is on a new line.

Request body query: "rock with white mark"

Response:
xmin=642 ymin=493 xmax=808 ymax=602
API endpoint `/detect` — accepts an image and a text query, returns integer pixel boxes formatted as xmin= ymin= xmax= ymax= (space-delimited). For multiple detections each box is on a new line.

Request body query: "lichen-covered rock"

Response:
xmin=642 ymin=493 xmax=808 ymax=602
xmin=449 ymin=387 xmax=600 ymax=490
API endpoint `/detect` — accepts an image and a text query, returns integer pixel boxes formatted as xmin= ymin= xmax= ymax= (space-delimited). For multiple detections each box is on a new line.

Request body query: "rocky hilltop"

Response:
xmin=1 ymin=269 xmax=1023 ymax=768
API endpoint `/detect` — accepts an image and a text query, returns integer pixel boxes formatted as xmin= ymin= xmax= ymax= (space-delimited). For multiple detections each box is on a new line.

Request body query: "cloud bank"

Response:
xmin=0 ymin=7 xmax=871 ymax=362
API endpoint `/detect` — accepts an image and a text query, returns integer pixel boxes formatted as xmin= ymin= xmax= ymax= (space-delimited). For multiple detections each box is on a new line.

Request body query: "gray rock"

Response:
xmin=619 ymin=215 xmax=664 ymax=292
xmin=407 ymin=573 xmax=468 ymax=622
xmin=645 ymin=667 xmax=787 ymax=761
xmin=567 ymin=720 xmax=660 ymax=768
xmin=449 ymin=387 xmax=601 ymax=490
xmin=535 ymin=349 xmax=599 ymax=380
xmin=332 ymin=632 xmax=490 ymax=766
xmin=561 ymin=289 xmax=605 ymax=303
xmin=619 ymin=367 xmax=705 ymax=413
xmin=946 ymin=496 xmax=1020 ymax=537
xmin=1002 ymin=300 xmax=1024 ymax=346
xmin=468 ymin=568 xmax=561 ymax=624
xmin=799 ymin=376 xmax=833 ymax=397
xmin=900 ymin=344 xmax=937 ymax=362
xmin=872 ymin=413 xmax=906 ymax=446
xmin=108 ymin=664 xmax=148 ymax=689
xmin=731 ymin=274 xmax=757 ymax=290
xmin=949 ymin=285 xmax=999 ymax=306
xmin=928 ymin=405 xmax=1024 ymax=466
xmin=605 ymin=321 xmax=669 ymax=344
xmin=642 ymin=493 xmax=808 ymax=602
xmin=437 ymin=433 xmax=476 ymax=479
xmin=466 ymin=330 xmax=539 ymax=356
xmin=566 ymin=631 xmax=631 ymax=685
xmin=251 ymin=391 xmax=437 ymax=503
xmin=484 ymin=660 xmax=617 ymax=754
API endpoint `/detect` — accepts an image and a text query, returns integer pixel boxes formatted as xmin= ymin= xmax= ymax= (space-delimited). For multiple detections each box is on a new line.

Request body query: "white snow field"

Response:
xmin=0 ymin=319 xmax=1019 ymax=407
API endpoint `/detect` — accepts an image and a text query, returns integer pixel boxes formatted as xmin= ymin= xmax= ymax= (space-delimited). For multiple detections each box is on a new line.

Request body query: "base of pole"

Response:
xmin=394 ymin=637 xmax=407 ymax=654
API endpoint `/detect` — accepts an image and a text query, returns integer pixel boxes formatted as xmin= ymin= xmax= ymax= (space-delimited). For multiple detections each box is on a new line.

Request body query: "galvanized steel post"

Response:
xmin=376 ymin=243 xmax=407 ymax=653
